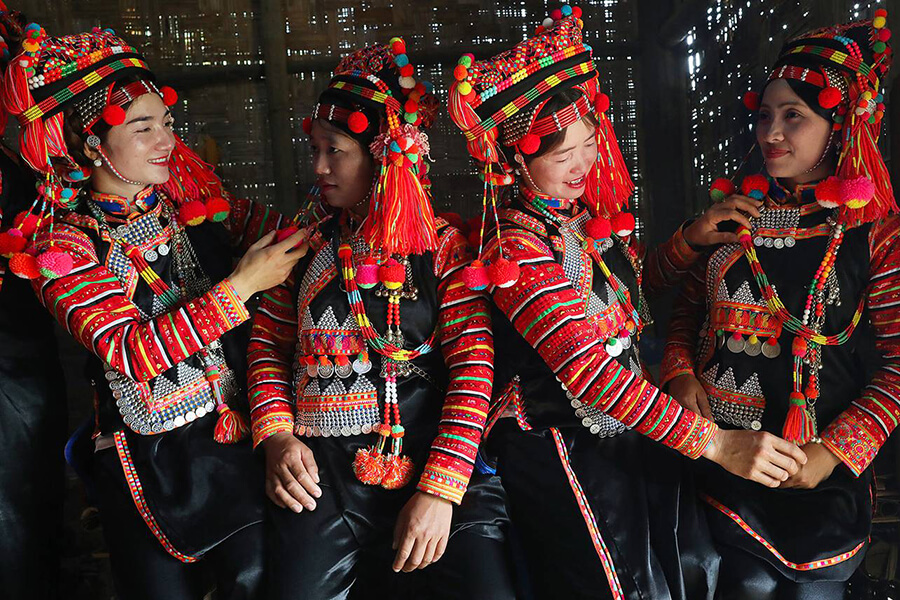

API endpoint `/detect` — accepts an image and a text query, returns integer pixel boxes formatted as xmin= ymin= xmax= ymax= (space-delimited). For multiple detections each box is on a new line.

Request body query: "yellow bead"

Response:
xmin=457 ymin=81 xmax=472 ymax=96
xmin=874 ymin=16 xmax=887 ymax=29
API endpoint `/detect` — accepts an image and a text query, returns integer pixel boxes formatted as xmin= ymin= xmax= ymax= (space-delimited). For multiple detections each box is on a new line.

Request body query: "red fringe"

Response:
xmin=839 ymin=116 xmax=898 ymax=224
xmin=363 ymin=157 xmax=438 ymax=256
xmin=160 ymin=136 xmax=227 ymax=204
xmin=213 ymin=405 xmax=249 ymax=444
xmin=782 ymin=394 xmax=814 ymax=446
xmin=582 ymin=113 xmax=634 ymax=219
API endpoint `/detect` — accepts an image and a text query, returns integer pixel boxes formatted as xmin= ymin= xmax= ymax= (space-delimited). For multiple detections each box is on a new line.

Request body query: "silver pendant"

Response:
xmin=726 ymin=335 xmax=746 ymax=353
xmin=605 ymin=339 xmax=623 ymax=357
xmin=753 ymin=236 xmax=764 ymax=247
xmin=307 ymin=363 xmax=318 ymax=378
xmin=784 ymin=237 xmax=796 ymax=248
xmin=144 ymin=249 xmax=159 ymax=262
xmin=750 ymin=420 xmax=762 ymax=431
xmin=335 ymin=362 xmax=352 ymax=379
xmin=744 ymin=340 xmax=762 ymax=357
xmin=317 ymin=360 xmax=334 ymax=379
xmin=761 ymin=341 xmax=781 ymax=359
xmin=619 ymin=335 xmax=632 ymax=350
xmin=353 ymin=358 xmax=372 ymax=374
xmin=773 ymin=238 xmax=785 ymax=249
xmin=158 ymin=243 xmax=170 ymax=256
xmin=763 ymin=237 xmax=774 ymax=248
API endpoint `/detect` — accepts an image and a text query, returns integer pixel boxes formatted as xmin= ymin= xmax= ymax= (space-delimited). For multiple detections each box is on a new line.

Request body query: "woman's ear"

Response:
xmin=83 ymin=141 xmax=100 ymax=162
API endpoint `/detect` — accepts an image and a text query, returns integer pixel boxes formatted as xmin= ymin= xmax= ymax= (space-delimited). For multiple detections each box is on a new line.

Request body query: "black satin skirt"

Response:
xmin=491 ymin=420 xmax=719 ymax=600
xmin=697 ymin=459 xmax=871 ymax=586
xmin=119 ymin=413 xmax=267 ymax=558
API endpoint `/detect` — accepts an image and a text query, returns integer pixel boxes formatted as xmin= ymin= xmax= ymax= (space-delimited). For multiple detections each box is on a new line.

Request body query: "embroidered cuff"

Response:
xmin=820 ymin=416 xmax=876 ymax=476
xmin=666 ymin=224 xmax=704 ymax=270
xmin=251 ymin=412 xmax=294 ymax=448
xmin=417 ymin=462 xmax=468 ymax=505
xmin=211 ymin=279 xmax=250 ymax=328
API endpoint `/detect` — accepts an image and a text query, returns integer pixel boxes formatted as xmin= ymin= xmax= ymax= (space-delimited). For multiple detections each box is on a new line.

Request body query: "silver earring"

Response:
xmin=93 ymin=158 xmax=102 ymax=167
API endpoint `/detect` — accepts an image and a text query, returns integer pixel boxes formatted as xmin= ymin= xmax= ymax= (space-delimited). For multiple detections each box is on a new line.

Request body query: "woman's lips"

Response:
xmin=764 ymin=148 xmax=789 ymax=159
xmin=565 ymin=175 xmax=586 ymax=189
xmin=147 ymin=156 xmax=169 ymax=165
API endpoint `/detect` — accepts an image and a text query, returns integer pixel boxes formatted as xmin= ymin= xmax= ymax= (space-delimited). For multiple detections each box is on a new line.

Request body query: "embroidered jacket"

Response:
xmin=247 ymin=217 xmax=494 ymax=505
xmin=484 ymin=200 xmax=716 ymax=458
xmin=31 ymin=187 xmax=284 ymax=435
xmin=663 ymin=185 xmax=900 ymax=476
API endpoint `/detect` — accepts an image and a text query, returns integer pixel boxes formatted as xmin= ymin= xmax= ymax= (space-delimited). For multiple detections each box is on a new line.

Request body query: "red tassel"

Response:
xmin=581 ymin=113 xmax=634 ymax=218
xmin=160 ymin=136 xmax=227 ymax=204
xmin=838 ymin=115 xmax=898 ymax=223
xmin=380 ymin=454 xmax=414 ymax=489
xmin=213 ymin=403 xmax=249 ymax=444
xmin=353 ymin=447 xmax=387 ymax=485
xmin=782 ymin=392 xmax=814 ymax=445
xmin=363 ymin=156 xmax=438 ymax=256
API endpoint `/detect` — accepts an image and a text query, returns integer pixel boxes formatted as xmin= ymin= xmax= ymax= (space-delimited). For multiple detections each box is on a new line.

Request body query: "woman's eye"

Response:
xmin=786 ymin=110 xmax=801 ymax=119
xmin=329 ymin=147 xmax=341 ymax=154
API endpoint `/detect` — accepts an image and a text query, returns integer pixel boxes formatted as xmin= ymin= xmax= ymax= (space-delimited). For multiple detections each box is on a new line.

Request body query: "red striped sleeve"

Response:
xmin=487 ymin=226 xmax=716 ymax=458
xmin=821 ymin=216 xmax=900 ymax=475
xmin=641 ymin=224 xmax=703 ymax=298
xmin=417 ymin=225 xmax=494 ymax=504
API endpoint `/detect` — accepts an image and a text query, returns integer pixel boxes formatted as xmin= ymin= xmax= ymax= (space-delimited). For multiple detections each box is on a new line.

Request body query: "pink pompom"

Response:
xmin=610 ymin=212 xmax=636 ymax=237
xmin=356 ymin=258 xmax=379 ymax=289
xmin=463 ymin=260 xmax=490 ymax=290
xmin=487 ymin=257 xmax=520 ymax=288
xmin=840 ymin=176 xmax=876 ymax=209
xmin=585 ymin=217 xmax=612 ymax=240
xmin=0 ymin=230 xmax=27 ymax=257
xmin=36 ymin=250 xmax=73 ymax=279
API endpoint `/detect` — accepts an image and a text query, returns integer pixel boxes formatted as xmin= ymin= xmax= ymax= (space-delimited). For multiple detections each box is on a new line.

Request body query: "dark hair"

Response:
xmin=760 ymin=78 xmax=833 ymax=122
xmin=61 ymin=74 xmax=148 ymax=168
xmin=525 ymin=87 xmax=600 ymax=162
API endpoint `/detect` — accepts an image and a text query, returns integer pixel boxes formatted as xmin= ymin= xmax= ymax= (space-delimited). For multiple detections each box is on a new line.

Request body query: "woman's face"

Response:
xmin=523 ymin=118 xmax=597 ymax=200
xmin=88 ymin=93 xmax=176 ymax=197
xmin=756 ymin=79 xmax=834 ymax=185
xmin=310 ymin=119 xmax=376 ymax=211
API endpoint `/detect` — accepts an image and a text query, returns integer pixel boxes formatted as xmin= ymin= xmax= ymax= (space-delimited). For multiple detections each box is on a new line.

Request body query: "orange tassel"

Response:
xmin=213 ymin=403 xmax=249 ymax=444
xmin=782 ymin=392 xmax=814 ymax=445
xmin=364 ymin=157 xmax=438 ymax=256
xmin=353 ymin=447 xmax=387 ymax=485
xmin=380 ymin=454 xmax=415 ymax=489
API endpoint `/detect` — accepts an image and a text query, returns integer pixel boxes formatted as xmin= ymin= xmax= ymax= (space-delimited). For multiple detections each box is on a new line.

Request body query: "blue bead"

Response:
xmin=69 ymin=170 xmax=84 ymax=181
xmin=395 ymin=54 xmax=409 ymax=67
xmin=423 ymin=81 xmax=434 ymax=93
xmin=61 ymin=188 xmax=74 ymax=199
xmin=561 ymin=5 xmax=573 ymax=16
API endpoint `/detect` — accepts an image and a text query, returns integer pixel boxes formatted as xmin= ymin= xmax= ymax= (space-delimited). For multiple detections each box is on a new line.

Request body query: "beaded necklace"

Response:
xmin=735 ymin=199 xmax=866 ymax=445
xmin=522 ymin=188 xmax=642 ymax=345
xmin=337 ymin=220 xmax=436 ymax=490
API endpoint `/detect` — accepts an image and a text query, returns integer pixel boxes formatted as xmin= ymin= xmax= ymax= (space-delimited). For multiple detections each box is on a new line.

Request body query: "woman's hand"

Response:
xmin=668 ymin=374 xmax=712 ymax=420
xmin=702 ymin=428 xmax=808 ymax=488
xmin=683 ymin=194 xmax=763 ymax=247
xmin=392 ymin=492 xmax=454 ymax=573
xmin=780 ymin=443 xmax=841 ymax=489
xmin=261 ymin=431 xmax=321 ymax=513
xmin=228 ymin=229 xmax=309 ymax=302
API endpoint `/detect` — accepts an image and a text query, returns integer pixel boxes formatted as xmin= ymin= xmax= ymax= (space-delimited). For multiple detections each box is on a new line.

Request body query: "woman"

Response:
xmin=0 ymin=25 xmax=304 ymax=598
xmin=247 ymin=38 xmax=514 ymax=599
xmin=447 ymin=7 xmax=807 ymax=600
xmin=663 ymin=11 xmax=898 ymax=599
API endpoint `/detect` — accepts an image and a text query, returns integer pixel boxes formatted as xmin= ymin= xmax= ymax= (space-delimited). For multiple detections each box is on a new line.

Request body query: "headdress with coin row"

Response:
xmin=0 ymin=25 xmax=232 ymax=281
xmin=0 ymin=23 xmax=249 ymax=443
xmin=301 ymin=38 xmax=440 ymax=489
xmin=708 ymin=11 xmax=895 ymax=445
xmin=448 ymin=5 xmax=642 ymax=351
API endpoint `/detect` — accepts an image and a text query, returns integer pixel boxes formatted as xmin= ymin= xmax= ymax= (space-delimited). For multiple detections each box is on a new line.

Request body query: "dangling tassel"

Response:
xmin=204 ymin=360 xmax=248 ymax=444
xmin=363 ymin=152 xmax=438 ymax=256
xmin=160 ymin=136 xmax=232 ymax=224
xmin=837 ymin=112 xmax=898 ymax=223
xmin=353 ymin=425 xmax=389 ymax=485
xmin=582 ymin=110 xmax=635 ymax=218
xmin=782 ymin=392 xmax=814 ymax=445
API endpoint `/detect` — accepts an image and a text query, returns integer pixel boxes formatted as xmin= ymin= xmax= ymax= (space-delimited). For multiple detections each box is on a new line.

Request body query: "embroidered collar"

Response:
xmin=767 ymin=177 xmax=819 ymax=206
xmin=90 ymin=186 xmax=158 ymax=217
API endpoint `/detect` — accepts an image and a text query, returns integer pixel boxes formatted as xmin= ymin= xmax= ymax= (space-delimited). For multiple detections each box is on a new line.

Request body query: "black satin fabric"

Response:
xmin=0 ymin=150 xmax=67 ymax=600
xmin=715 ymin=544 xmax=847 ymax=600
xmin=93 ymin=447 xmax=264 ymax=600
xmin=266 ymin=230 xmax=514 ymax=599
xmin=700 ymin=198 xmax=875 ymax=583
xmin=492 ymin=421 xmax=719 ymax=600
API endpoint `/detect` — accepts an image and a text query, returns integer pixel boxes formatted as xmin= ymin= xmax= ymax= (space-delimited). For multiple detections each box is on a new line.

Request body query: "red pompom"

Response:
xmin=9 ymin=252 xmax=40 ymax=279
xmin=0 ymin=231 xmax=27 ymax=256
xmin=13 ymin=211 xmax=40 ymax=236
xmin=740 ymin=174 xmax=769 ymax=200
xmin=573 ymin=7 xmax=583 ymax=18
xmin=875 ymin=8 xmax=888 ymax=18
xmin=463 ymin=260 xmax=490 ymax=290
xmin=353 ymin=447 xmax=387 ymax=486
xmin=709 ymin=177 xmax=736 ymax=202
xmin=399 ymin=64 xmax=414 ymax=77
xmin=404 ymin=99 xmax=418 ymax=114
xmin=878 ymin=28 xmax=892 ymax=42
xmin=275 ymin=225 xmax=300 ymax=243
xmin=518 ymin=133 xmax=541 ymax=155
xmin=178 ymin=200 xmax=207 ymax=226
xmin=302 ymin=117 xmax=312 ymax=135
xmin=814 ymin=176 xmax=842 ymax=208
xmin=381 ymin=454 xmax=414 ymax=489
xmin=453 ymin=64 xmax=468 ymax=81
xmin=347 ymin=111 xmax=369 ymax=134
xmin=818 ymin=86 xmax=842 ymax=109
xmin=792 ymin=337 xmax=808 ymax=358
xmin=550 ymin=9 xmax=562 ymax=20
xmin=378 ymin=258 xmax=405 ymax=289
xmin=610 ymin=212 xmax=636 ymax=237
xmin=160 ymin=86 xmax=178 ymax=107
xmin=595 ymin=92 xmax=610 ymax=114
xmin=840 ymin=176 xmax=876 ymax=209
xmin=742 ymin=91 xmax=760 ymax=111
xmin=487 ymin=257 xmax=520 ymax=288
xmin=205 ymin=196 xmax=230 ymax=223
xmin=585 ymin=217 xmax=612 ymax=240
xmin=437 ymin=212 xmax=465 ymax=230
xmin=101 ymin=104 xmax=126 ymax=126
xmin=391 ymin=39 xmax=407 ymax=55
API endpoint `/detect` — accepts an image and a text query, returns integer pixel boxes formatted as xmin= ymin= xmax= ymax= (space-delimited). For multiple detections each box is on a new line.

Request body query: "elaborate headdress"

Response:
xmin=0 ymin=21 xmax=230 ymax=280
xmin=448 ymin=5 xmax=635 ymax=288
xmin=300 ymin=37 xmax=439 ymax=257
xmin=738 ymin=9 xmax=895 ymax=223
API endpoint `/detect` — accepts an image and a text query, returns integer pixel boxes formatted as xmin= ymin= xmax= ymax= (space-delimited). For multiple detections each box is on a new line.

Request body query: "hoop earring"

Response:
xmin=95 ymin=145 xmax=145 ymax=186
